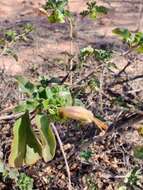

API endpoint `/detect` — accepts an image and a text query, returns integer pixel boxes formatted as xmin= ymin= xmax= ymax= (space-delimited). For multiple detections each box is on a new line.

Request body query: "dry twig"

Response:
xmin=109 ymin=74 xmax=143 ymax=87
xmin=51 ymin=123 xmax=72 ymax=190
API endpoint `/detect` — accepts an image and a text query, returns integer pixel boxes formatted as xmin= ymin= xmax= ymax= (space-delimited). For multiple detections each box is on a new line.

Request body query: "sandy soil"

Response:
xmin=0 ymin=0 xmax=143 ymax=75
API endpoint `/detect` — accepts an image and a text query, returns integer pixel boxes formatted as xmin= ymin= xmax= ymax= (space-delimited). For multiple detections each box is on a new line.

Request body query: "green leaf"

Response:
xmin=80 ymin=1 xmax=107 ymax=19
xmin=89 ymin=77 xmax=100 ymax=91
xmin=58 ymin=89 xmax=73 ymax=106
xmin=136 ymin=45 xmax=143 ymax=53
xmin=42 ymin=99 xmax=49 ymax=110
xmin=14 ymin=103 xmax=27 ymax=113
xmin=134 ymin=146 xmax=143 ymax=159
xmin=17 ymin=173 xmax=34 ymax=190
xmin=9 ymin=114 xmax=27 ymax=167
xmin=36 ymin=114 xmax=56 ymax=162
xmin=44 ymin=0 xmax=68 ymax=11
xmin=94 ymin=49 xmax=112 ymax=62
xmin=23 ymin=23 xmax=34 ymax=33
xmin=5 ymin=30 xmax=17 ymax=41
xmin=112 ymin=28 xmax=132 ymax=42
xmin=38 ymin=87 xmax=47 ymax=99
xmin=0 ymin=38 xmax=5 ymax=46
xmin=16 ymin=76 xmax=35 ymax=95
xmin=9 ymin=111 xmax=42 ymax=167
xmin=89 ymin=10 xmax=97 ymax=19
xmin=57 ymin=0 xmax=68 ymax=9
xmin=14 ymin=100 xmax=39 ymax=113
xmin=79 ymin=46 xmax=94 ymax=63
xmin=134 ymin=32 xmax=143 ymax=45
xmin=137 ymin=124 xmax=143 ymax=136
xmin=73 ymin=98 xmax=84 ymax=106
xmin=95 ymin=5 xmax=108 ymax=14
xmin=124 ymin=168 xmax=141 ymax=187
xmin=80 ymin=150 xmax=93 ymax=161
xmin=25 ymin=99 xmax=39 ymax=111
xmin=48 ymin=10 xmax=65 ymax=23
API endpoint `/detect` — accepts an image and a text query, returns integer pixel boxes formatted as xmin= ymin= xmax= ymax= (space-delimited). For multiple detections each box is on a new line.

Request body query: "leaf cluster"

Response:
xmin=0 ymin=24 xmax=33 ymax=61
xmin=118 ymin=168 xmax=142 ymax=189
xmin=79 ymin=46 xmax=112 ymax=63
xmin=80 ymin=1 xmax=108 ymax=19
xmin=113 ymin=28 xmax=143 ymax=53
xmin=14 ymin=76 xmax=72 ymax=117
xmin=80 ymin=150 xmax=93 ymax=162
xmin=43 ymin=0 xmax=71 ymax=23
xmin=9 ymin=76 xmax=73 ymax=167
xmin=0 ymin=160 xmax=33 ymax=190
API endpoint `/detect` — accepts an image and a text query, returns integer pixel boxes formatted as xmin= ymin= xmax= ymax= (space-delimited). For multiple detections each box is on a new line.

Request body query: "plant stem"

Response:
xmin=67 ymin=1 xmax=74 ymax=85
xmin=51 ymin=123 xmax=72 ymax=190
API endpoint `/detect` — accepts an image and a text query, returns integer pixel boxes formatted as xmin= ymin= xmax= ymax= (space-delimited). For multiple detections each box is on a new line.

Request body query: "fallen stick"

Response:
xmin=0 ymin=113 xmax=23 ymax=122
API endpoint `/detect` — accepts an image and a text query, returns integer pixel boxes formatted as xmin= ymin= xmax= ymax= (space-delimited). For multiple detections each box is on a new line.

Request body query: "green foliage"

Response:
xmin=79 ymin=46 xmax=112 ymax=63
xmin=0 ymin=160 xmax=33 ymax=190
xmin=113 ymin=28 xmax=143 ymax=53
xmin=9 ymin=76 xmax=74 ymax=167
xmin=137 ymin=124 xmax=143 ymax=136
xmin=9 ymin=75 xmax=106 ymax=167
xmin=85 ymin=175 xmax=98 ymax=190
xmin=4 ymin=24 xmax=33 ymax=43
xmin=134 ymin=145 xmax=143 ymax=159
xmin=0 ymin=24 xmax=33 ymax=60
xmin=43 ymin=0 xmax=71 ymax=23
xmin=112 ymin=28 xmax=132 ymax=43
xmin=5 ymin=30 xmax=17 ymax=42
xmin=79 ymin=46 xmax=94 ymax=62
xmin=80 ymin=150 xmax=93 ymax=162
xmin=124 ymin=168 xmax=142 ymax=188
xmin=114 ymin=96 xmax=128 ymax=107
xmin=80 ymin=1 xmax=108 ymax=19
xmin=17 ymin=173 xmax=34 ymax=190
xmin=94 ymin=48 xmax=112 ymax=62
xmin=118 ymin=168 xmax=142 ymax=189
xmin=9 ymin=111 xmax=42 ymax=167
xmin=15 ymin=76 xmax=72 ymax=114
xmin=88 ymin=77 xmax=100 ymax=92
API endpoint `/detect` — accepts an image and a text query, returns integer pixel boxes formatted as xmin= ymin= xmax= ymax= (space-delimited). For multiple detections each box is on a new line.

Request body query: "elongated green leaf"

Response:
xmin=9 ymin=112 xmax=42 ymax=167
xmin=9 ymin=114 xmax=27 ymax=167
xmin=24 ymin=113 xmax=42 ymax=165
xmin=36 ymin=114 xmax=56 ymax=162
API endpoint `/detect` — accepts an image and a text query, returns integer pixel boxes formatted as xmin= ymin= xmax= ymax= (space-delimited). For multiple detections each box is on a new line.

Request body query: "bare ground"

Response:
xmin=0 ymin=0 xmax=143 ymax=190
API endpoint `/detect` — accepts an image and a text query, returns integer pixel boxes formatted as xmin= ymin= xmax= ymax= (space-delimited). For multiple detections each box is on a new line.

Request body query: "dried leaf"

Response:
xmin=59 ymin=106 xmax=108 ymax=130
xmin=38 ymin=8 xmax=49 ymax=16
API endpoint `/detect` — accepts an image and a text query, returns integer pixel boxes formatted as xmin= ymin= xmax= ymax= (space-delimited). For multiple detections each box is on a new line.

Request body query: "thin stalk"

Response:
xmin=51 ymin=123 xmax=72 ymax=190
